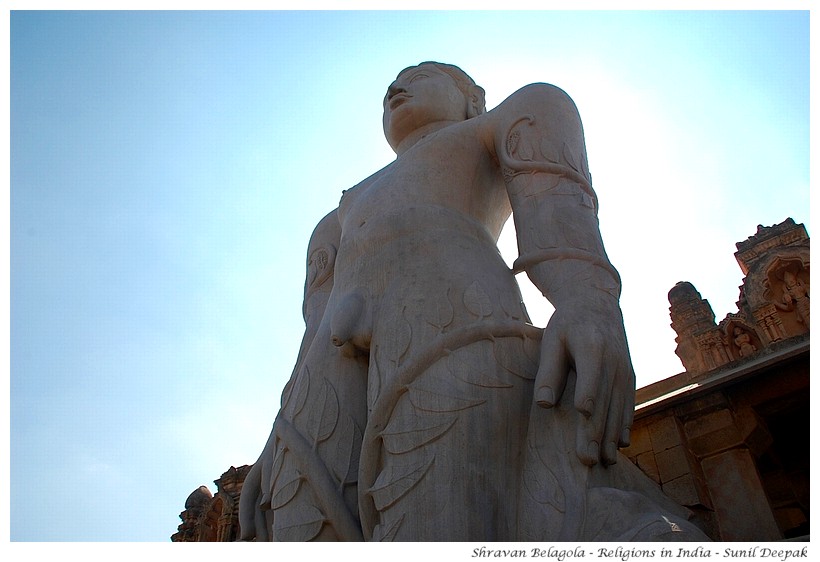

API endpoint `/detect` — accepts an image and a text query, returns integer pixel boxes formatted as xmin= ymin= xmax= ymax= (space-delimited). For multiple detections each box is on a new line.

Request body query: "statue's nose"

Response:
xmin=386 ymin=82 xmax=406 ymax=99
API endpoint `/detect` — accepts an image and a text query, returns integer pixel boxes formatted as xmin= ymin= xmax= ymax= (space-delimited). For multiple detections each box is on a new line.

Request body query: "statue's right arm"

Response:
xmin=486 ymin=84 xmax=635 ymax=468
xmin=238 ymin=208 xmax=342 ymax=540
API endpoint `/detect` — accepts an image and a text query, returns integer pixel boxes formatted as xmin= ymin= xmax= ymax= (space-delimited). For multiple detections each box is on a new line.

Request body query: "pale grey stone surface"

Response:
xmin=239 ymin=63 xmax=709 ymax=541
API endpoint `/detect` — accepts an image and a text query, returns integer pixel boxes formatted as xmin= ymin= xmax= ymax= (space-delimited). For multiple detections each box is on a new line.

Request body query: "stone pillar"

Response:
xmin=700 ymin=449 xmax=781 ymax=540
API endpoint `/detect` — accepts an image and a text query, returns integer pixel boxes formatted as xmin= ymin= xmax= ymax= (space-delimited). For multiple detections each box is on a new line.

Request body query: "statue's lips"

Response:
xmin=389 ymin=94 xmax=411 ymax=110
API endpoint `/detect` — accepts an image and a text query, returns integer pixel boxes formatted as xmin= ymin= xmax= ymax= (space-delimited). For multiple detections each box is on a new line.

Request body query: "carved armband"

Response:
xmin=499 ymin=114 xmax=596 ymax=211
xmin=512 ymin=247 xmax=621 ymax=288
xmin=499 ymin=112 xmax=620 ymax=298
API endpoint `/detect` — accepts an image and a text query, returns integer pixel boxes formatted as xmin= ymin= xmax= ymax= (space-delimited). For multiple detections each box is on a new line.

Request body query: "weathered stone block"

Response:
xmin=733 ymin=405 xmax=773 ymax=456
xmin=621 ymin=423 xmax=653 ymax=457
xmin=684 ymin=408 xmax=734 ymax=438
xmin=661 ymin=473 xmax=700 ymax=507
xmin=647 ymin=414 xmax=681 ymax=452
xmin=635 ymin=450 xmax=660 ymax=484
xmin=761 ymin=469 xmax=798 ymax=506
xmin=684 ymin=409 xmax=743 ymax=457
xmin=655 ymin=444 xmax=691 ymax=483
xmin=674 ymin=391 xmax=728 ymax=418
xmin=773 ymin=507 xmax=807 ymax=534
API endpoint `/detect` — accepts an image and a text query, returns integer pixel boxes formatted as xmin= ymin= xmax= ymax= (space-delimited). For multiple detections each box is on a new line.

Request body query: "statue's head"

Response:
xmin=383 ymin=62 xmax=486 ymax=151
xmin=402 ymin=62 xmax=486 ymax=116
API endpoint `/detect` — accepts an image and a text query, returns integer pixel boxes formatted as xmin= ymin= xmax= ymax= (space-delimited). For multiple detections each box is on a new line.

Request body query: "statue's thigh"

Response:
xmin=272 ymin=322 xmax=369 ymax=541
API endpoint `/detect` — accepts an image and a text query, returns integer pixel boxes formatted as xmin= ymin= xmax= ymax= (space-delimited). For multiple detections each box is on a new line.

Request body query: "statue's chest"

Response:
xmin=340 ymin=134 xmax=483 ymax=227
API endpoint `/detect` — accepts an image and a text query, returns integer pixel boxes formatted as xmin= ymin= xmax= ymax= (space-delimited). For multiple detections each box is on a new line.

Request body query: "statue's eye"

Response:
xmin=409 ymin=73 xmax=428 ymax=83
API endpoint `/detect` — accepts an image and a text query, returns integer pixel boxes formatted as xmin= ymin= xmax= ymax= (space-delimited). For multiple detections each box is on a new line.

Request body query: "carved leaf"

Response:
xmin=540 ymin=137 xmax=560 ymax=164
xmin=265 ymin=443 xmax=287 ymax=500
xmin=368 ymin=454 xmax=434 ymax=511
xmin=407 ymin=384 xmax=486 ymax=413
xmin=372 ymin=513 xmax=405 ymax=542
xmin=393 ymin=308 xmax=413 ymax=364
xmin=273 ymin=503 xmax=325 ymax=542
xmin=448 ymin=352 xmax=512 ymax=388
xmin=499 ymin=292 xmax=527 ymax=322
xmin=381 ymin=410 xmax=457 ymax=454
xmin=562 ymin=142 xmax=580 ymax=174
xmin=522 ymin=439 xmax=565 ymax=512
xmin=271 ymin=470 xmax=303 ymax=510
xmin=305 ymin=377 xmax=339 ymax=446
xmin=555 ymin=209 xmax=595 ymax=251
xmin=422 ymin=289 xmax=454 ymax=332
xmin=331 ymin=414 xmax=363 ymax=486
xmin=285 ymin=366 xmax=310 ymax=419
xmin=580 ymin=151 xmax=590 ymax=179
xmin=494 ymin=338 xmax=538 ymax=380
xmin=279 ymin=379 xmax=295 ymax=414
xmin=464 ymin=281 xmax=493 ymax=318
xmin=519 ymin=138 xmax=534 ymax=161
xmin=368 ymin=353 xmax=382 ymax=411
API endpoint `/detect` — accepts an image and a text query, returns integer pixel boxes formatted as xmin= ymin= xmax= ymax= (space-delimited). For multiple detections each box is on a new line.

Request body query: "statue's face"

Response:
xmin=382 ymin=64 xmax=468 ymax=150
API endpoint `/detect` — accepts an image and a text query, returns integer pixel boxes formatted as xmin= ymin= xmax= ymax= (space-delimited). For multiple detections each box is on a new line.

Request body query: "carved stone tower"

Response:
xmin=734 ymin=219 xmax=810 ymax=345
xmin=669 ymin=219 xmax=809 ymax=377
xmin=668 ymin=282 xmax=729 ymax=375
xmin=172 ymin=465 xmax=251 ymax=542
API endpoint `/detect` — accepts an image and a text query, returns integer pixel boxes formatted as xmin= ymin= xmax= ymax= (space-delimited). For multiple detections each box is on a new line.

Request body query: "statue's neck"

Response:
xmin=394 ymin=120 xmax=461 ymax=156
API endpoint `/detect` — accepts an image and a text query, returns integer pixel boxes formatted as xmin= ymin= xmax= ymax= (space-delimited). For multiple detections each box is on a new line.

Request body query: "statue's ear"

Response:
xmin=466 ymin=85 xmax=486 ymax=119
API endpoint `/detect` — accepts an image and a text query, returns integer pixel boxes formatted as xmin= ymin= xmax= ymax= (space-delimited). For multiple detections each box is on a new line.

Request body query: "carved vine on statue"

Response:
xmin=238 ymin=62 xmax=710 ymax=541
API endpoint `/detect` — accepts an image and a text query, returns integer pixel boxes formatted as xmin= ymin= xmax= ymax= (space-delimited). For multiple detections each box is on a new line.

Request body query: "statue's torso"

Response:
xmin=336 ymin=118 xmax=510 ymax=269
xmin=325 ymin=118 xmax=520 ymax=358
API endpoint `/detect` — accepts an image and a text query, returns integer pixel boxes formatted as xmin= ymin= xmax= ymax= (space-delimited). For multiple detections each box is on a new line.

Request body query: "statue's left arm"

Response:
xmin=489 ymin=83 xmax=635 ymax=467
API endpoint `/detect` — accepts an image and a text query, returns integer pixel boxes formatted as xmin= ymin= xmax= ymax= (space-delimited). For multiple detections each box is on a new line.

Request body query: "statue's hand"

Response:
xmin=238 ymin=425 xmax=278 ymax=541
xmin=238 ymin=458 xmax=264 ymax=540
xmin=534 ymin=295 xmax=635 ymax=466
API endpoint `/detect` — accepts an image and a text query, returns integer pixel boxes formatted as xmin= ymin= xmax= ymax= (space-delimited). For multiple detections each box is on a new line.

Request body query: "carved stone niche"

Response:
xmin=694 ymin=328 xmax=731 ymax=374
xmin=752 ymin=303 xmax=788 ymax=345
xmin=763 ymin=258 xmax=810 ymax=338
xmin=720 ymin=314 xmax=763 ymax=361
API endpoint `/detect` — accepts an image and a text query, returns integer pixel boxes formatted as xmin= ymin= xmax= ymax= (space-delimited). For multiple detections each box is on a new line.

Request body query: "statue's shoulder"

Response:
xmin=482 ymin=83 xmax=590 ymax=187
xmin=489 ymin=82 xmax=581 ymax=123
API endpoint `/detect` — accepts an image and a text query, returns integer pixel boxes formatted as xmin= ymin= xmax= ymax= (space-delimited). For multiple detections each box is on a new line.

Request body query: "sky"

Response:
xmin=7 ymin=7 xmax=811 ymax=544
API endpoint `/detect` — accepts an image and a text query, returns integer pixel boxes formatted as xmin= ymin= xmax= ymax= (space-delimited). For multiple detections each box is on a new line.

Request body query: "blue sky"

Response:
xmin=8 ymin=9 xmax=810 ymax=543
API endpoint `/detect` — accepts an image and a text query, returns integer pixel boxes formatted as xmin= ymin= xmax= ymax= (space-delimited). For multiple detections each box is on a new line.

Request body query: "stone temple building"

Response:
xmin=172 ymin=218 xmax=809 ymax=541
xmin=171 ymin=465 xmax=251 ymax=542
xmin=622 ymin=218 xmax=810 ymax=541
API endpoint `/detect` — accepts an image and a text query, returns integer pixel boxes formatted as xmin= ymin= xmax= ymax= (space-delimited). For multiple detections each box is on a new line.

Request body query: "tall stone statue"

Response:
xmin=239 ymin=62 xmax=708 ymax=542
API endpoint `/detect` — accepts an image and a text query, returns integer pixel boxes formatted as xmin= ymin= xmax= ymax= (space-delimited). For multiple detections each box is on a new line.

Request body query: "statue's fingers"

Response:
xmin=619 ymin=365 xmax=636 ymax=448
xmin=575 ymin=370 xmax=610 ymax=466
xmin=573 ymin=343 xmax=612 ymax=466
xmin=535 ymin=330 xmax=568 ymax=409
xmin=238 ymin=462 xmax=262 ymax=540
xmin=601 ymin=388 xmax=625 ymax=466
xmin=571 ymin=330 xmax=605 ymax=417
xmin=261 ymin=448 xmax=273 ymax=496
